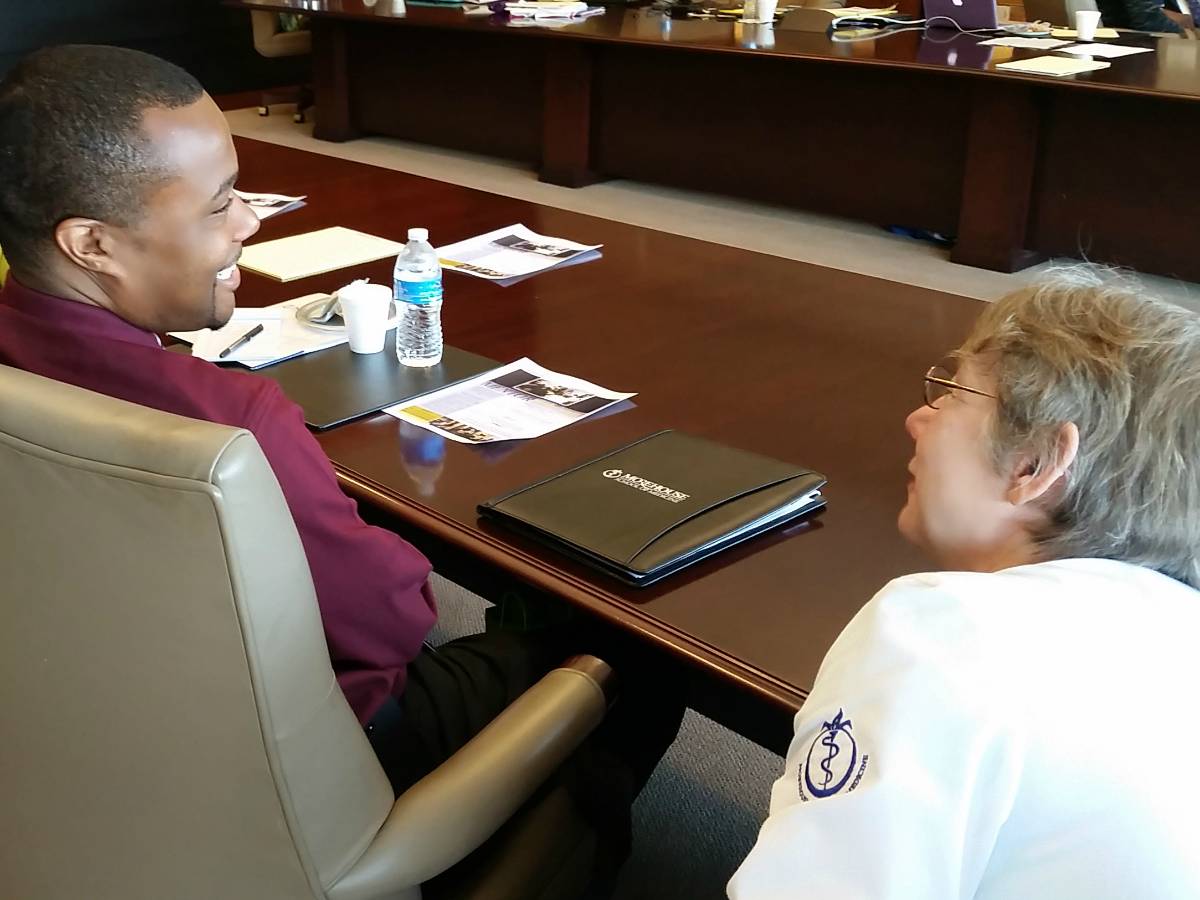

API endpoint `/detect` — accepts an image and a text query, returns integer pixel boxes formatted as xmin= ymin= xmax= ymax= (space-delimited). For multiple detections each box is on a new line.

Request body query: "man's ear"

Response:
xmin=1008 ymin=422 xmax=1080 ymax=507
xmin=53 ymin=218 xmax=125 ymax=278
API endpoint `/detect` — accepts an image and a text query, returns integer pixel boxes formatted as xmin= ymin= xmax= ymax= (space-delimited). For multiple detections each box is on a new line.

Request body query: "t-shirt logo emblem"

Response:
xmin=803 ymin=709 xmax=858 ymax=798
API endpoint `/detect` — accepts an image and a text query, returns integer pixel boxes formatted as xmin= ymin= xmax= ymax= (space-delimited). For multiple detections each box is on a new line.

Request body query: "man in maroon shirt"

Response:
xmin=0 ymin=45 xmax=681 ymax=887
xmin=0 ymin=44 xmax=435 ymax=731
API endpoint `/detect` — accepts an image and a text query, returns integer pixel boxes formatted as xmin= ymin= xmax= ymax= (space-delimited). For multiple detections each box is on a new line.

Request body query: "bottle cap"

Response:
xmin=408 ymin=227 xmax=429 ymax=242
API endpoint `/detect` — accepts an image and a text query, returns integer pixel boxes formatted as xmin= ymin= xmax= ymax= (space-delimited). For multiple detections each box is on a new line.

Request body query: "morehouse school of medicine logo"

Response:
xmin=601 ymin=469 xmax=690 ymax=504
xmin=800 ymin=709 xmax=869 ymax=800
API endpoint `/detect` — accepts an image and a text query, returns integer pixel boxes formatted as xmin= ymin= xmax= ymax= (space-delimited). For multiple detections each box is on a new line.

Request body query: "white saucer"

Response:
xmin=295 ymin=294 xmax=400 ymax=332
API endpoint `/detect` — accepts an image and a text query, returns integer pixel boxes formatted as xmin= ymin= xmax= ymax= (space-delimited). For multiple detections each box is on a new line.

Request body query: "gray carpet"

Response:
xmin=427 ymin=573 xmax=782 ymax=900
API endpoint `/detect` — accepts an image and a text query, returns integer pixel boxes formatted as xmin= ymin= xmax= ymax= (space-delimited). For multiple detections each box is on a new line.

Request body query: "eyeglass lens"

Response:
xmin=924 ymin=364 xmax=953 ymax=408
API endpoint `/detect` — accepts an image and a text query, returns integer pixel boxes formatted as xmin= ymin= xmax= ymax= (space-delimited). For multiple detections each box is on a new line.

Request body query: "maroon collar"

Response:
xmin=0 ymin=278 xmax=161 ymax=350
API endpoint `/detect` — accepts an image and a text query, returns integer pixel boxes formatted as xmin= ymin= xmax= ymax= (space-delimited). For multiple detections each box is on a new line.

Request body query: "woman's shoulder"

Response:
xmin=829 ymin=559 xmax=1198 ymax=682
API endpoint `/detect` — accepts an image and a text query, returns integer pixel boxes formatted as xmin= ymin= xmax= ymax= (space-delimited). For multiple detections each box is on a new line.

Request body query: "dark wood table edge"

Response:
xmin=334 ymin=461 xmax=807 ymax=744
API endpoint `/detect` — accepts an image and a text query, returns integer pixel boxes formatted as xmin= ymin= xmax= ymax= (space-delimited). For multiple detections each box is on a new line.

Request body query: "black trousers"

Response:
xmin=365 ymin=624 xmax=686 ymax=890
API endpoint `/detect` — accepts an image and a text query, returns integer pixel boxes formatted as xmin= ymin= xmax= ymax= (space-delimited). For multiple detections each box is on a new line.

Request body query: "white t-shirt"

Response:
xmin=728 ymin=558 xmax=1200 ymax=900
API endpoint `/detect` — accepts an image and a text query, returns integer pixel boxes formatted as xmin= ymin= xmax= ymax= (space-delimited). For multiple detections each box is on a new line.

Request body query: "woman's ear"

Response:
xmin=1008 ymin=422 xmax=1080 ymax=507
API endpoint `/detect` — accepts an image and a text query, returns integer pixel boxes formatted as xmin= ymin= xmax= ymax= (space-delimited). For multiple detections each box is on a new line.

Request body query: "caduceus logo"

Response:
xmin=802 ymin=709 xmax=857 ymax=799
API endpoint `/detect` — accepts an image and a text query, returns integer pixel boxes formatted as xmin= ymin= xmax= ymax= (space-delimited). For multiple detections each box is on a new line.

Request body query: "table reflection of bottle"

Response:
xmin=736 ymin=21 xmax=775 ymax=49
xmin=399 ymin=422 xmax=446 ymax=497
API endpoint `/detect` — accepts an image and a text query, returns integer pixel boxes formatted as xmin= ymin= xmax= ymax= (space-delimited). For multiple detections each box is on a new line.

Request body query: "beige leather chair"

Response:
xmin=251 ymin=11 xmax=314 ymax=122
xmin=0 ymin=363 xmax=613 ymax=900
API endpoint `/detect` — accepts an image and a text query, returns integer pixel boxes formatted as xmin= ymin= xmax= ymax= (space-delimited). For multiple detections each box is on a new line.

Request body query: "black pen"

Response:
xmin=217 ymin=323 xmax=265 ymax=359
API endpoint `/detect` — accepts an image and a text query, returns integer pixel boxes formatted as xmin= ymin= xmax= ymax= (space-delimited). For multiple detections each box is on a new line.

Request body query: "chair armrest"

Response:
xmin=327 ymin=656 xmax=614 ymax=900
xmin=250 ymin=11 xmax=281 ymax=45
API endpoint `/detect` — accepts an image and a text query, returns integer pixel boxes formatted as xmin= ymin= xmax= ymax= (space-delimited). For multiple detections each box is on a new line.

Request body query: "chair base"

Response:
xmin=258 ymin=85 xmax=314 ymax=124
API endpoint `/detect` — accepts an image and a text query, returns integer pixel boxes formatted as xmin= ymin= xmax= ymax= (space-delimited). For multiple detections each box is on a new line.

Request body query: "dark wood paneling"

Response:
xmin=952 ymin=82 xmax=1044 ymax=272
xmin=593 ymin=46 xmax=969 ymax=233
xmin=312 ymin=20 xmax=361 ymax=143
xmin=347 ymin=24 xmax=543 ymax=161
xmin=1028 ymin=90 xmax=1200 ymax=282
xmin=541 ymin=43 xmax=599 ymax=187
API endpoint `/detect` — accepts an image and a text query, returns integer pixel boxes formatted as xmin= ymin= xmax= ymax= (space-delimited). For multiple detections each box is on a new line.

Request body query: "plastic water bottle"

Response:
xmin=393 ymin=227 xmax=443 ymax=367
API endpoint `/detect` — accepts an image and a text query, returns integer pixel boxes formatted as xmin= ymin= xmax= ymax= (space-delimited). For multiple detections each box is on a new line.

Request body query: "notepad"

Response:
xmin=981 ymin=36 xmax=1074 ymax=48
xmin=996 ymin=55 xmax=1110 ymax=76
xmin=1050 ymin=27 xmax=1120 ymax=38
xmin=238 ymin=226 xmax=404 ymax=282
xmin=1055 ymin=42 xmax=1153 ymax=58
xmin=170 ymin=295 xmax=347 ymax=368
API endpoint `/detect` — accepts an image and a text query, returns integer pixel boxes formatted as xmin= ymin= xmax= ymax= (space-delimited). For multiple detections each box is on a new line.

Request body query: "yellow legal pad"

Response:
xmin=1050 ymin=27 xmax=1121 ymax=38
xmin=238 ymin=226 xmax=405 ymax=282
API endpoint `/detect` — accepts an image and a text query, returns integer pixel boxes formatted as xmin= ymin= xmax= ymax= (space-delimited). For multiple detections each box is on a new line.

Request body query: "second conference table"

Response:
xmin=231 ymin=137 xmax=982 ymax=752
xmin=228 ymin=0 xmax=1200 ymax=285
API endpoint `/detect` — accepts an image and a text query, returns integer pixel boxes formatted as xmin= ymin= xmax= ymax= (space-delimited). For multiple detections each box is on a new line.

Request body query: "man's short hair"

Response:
xmin=960 ymin=267 xmax=1200 ymax=588
xmin=0 ymin=45 xmax=204 ymax=272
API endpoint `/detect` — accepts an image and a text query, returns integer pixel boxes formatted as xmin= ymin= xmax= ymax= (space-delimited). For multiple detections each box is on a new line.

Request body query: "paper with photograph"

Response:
xmin=384 ymin=358 xmax=634 ymax=443
xmin=437 ymin=224 xmax=602 ymax=281
xmin=234 ymin=189 xmax=307 ymax=220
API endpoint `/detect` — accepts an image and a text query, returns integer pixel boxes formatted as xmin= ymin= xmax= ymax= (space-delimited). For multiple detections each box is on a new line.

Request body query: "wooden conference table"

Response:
xmin=229 ymin=0 xmax=1200 ymax=284
xmin=232 ymin=137 xmax=981 ymax=752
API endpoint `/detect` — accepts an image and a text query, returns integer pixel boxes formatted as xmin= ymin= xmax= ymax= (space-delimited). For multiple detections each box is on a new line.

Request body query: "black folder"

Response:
xmin=479 ymin=430 xmax=827 ymax=586
xmin=251 ymin=342 xmax=498 ymax=430
xmin=171 ymin=339 xmax=499 ymax=430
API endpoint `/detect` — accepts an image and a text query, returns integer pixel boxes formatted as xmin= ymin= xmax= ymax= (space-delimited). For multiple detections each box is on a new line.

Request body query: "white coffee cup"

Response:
xmin=338 ymin=281 xmax=393 ymax=354
xmin=1074 ymin=9 xmax=1101 ymax=41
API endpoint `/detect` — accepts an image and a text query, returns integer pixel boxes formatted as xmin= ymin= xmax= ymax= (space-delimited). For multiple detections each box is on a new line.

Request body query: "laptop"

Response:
xmin=923 ymin=0 xmax=999 ymax=29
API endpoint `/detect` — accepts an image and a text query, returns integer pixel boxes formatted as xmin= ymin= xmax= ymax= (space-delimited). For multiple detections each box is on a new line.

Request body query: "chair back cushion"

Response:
xmin=0 ymin=365 xmax=393 ymax=899
xmin=251 ymin=10 xmax=313 ymax=57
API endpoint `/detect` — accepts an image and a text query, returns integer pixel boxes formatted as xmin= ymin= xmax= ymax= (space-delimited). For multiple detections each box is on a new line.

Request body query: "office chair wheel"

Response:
xmin=258 ymin=106 xmax=269 ymax=117
xmin=294 ymin=111 xmax=306 ymax=124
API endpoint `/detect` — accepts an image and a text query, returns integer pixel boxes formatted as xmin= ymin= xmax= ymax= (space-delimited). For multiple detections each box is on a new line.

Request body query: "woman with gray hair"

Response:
xmin=729 ymin=269 xmax=1200 ymax=899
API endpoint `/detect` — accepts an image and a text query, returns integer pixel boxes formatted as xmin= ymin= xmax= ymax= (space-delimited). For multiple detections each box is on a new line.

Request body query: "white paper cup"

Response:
xmin=743 ymin=0 xmax=777 ymax=23
xmin=338 ymin=282 xmax=393 ymax=354
xmin=1074 ymin=9 xmax=1101 ymax=41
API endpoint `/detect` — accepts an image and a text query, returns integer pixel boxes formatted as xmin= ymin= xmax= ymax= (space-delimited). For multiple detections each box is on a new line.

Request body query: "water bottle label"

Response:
xmin=395 ymin=277 xmax=442 ymax=306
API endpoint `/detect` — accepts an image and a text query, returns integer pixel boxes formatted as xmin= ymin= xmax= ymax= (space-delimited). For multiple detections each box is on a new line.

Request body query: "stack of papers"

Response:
xmin=169 ymin=295 xmax=348 ymax=369
xmin=1050 ymin=26 xmax=1120 ymax=38
xmin=233 ymin=189 xmax=307 ymax=221
xmin=980 ymin=36 xmax=1074 ymax=48
xmin=505 ymin=1 xmax=594 ymax=16
xmin=437 ymin=224 xmax=602 ymax=283
xmin=1056 ymin=43 xmax=1153 ymax=58
xmin=238 ymin=226 xmax=405 ymax=282
xmin=996 ymin=55 xmax=1110 ymax=76
xmin=828 ymin=5 xmax=899 ymax=16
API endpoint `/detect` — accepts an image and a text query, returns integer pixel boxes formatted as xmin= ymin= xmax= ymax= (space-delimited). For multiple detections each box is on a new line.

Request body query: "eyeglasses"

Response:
xmin=924 ymin=363 xmax=997 ymax=409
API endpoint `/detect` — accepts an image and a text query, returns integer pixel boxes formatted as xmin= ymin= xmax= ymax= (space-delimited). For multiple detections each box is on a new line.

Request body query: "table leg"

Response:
xmin=540 ymin=43 xmax=603 ymax=187
xmin=951 ymin=82 xmax=1044 ymax=273
xmin=312 ymin=19 xmax=361 ymax=143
